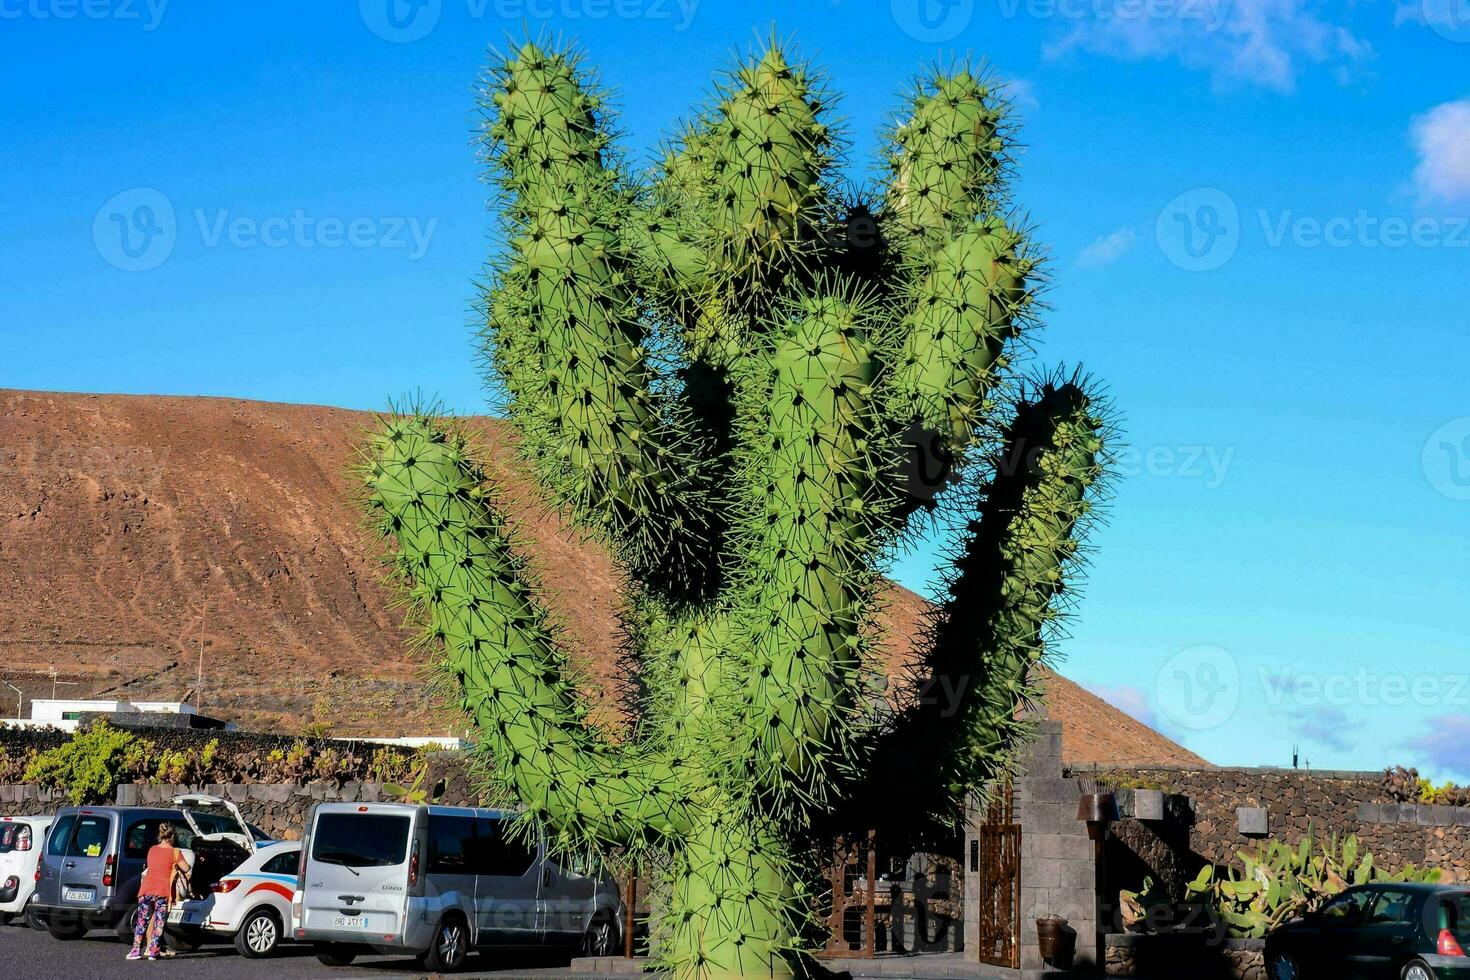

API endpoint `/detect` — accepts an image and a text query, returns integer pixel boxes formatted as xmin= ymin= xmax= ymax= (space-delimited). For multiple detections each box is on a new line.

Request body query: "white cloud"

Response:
xmin=1078 ymin=227 xmax=1137 ymax=268
xmin=1086 ymin=683 xmax=1158 ymax=728
xmin=1411 ymin=98 xmax=1470 ymax=204
xmin=1407 ymin=714 xmax=1470 ymax=780
xmin=1003 ymin=78 xmax=1040 ymax=113
xmin=1042 ymin=0 xmax=1374 ymax=94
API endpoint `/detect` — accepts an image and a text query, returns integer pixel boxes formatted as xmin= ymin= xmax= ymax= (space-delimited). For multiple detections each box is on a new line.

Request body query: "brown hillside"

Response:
xmin=0 ymin=389 xmax=1206 ymax=767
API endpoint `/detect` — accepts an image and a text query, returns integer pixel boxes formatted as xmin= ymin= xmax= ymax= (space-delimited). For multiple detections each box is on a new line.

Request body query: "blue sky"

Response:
xmin=3 ymin=1 xmax=1468 ymax=776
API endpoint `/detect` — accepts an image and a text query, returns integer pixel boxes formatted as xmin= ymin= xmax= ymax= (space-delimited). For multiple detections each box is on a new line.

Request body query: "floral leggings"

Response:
xmin=131 ymin=895 xmax=169 ymax=955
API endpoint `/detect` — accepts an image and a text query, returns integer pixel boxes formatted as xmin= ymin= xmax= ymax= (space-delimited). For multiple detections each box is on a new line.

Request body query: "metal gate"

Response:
xmin=973 ymin=786 xmax=1021 ymax=969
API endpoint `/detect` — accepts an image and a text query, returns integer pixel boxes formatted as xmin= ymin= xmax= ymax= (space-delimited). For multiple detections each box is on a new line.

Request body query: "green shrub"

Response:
xmin=24 ymin=722 xmax=145 ymax=804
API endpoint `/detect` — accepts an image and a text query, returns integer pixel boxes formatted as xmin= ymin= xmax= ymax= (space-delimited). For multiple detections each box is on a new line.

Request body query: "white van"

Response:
xmin=0 ymin=815 xmax=53 ymax=926
xmin=293 ymin=803 xmax=623 ymax=972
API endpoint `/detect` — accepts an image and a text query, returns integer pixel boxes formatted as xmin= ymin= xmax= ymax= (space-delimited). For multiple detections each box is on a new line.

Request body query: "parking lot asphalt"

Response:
xmin=0 ymin=920 xmax=607 ymax=980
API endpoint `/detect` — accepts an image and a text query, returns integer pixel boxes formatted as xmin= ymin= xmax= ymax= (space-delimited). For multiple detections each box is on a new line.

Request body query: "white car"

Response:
xmin=0 ymin=815 xmax=53 ymax=926
xmin=170 ymin=840 xmax=299 ymax=957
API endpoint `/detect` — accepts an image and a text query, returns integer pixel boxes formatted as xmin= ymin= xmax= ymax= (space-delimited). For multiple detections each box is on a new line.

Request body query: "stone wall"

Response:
xmin=1096 ymin=766 xmax=1470 ymax=910
xmin=0 ymin=754 xmax=478 ymax=840
xmin=1105 ymin=934 xmax=1264 ymax=980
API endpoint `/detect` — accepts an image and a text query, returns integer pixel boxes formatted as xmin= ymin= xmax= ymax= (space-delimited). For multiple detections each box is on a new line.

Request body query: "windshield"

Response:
xmin=311 ymin=813 xmax=411 ymax=869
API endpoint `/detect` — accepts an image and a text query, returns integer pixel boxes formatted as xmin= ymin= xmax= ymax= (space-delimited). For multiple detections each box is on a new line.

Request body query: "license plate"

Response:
xmin=331 ymin=915 xmax=365 ymax=929
xmin=63 ymin=888 xmax=94 ymax=903
xmin=167 ymin=909 xmax=197 ymax=925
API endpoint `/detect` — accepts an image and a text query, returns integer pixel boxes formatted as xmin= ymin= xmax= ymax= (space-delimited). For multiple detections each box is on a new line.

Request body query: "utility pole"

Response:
xmin=196 ymin=599 xmax=208 ymax=712
xmin=2 ymin=680 xmax=21 ymax=720
xmin=46 ymin=666 xmax=78 ymax=701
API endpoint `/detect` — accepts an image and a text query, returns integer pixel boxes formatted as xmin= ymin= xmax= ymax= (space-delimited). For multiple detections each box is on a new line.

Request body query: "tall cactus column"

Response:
xmin=362 ymin=38 xmax=1114 ymax=980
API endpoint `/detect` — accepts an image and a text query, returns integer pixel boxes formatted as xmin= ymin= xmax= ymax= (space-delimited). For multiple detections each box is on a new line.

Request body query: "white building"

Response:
xmin=1 ymin=699 xmax=195 ymax=732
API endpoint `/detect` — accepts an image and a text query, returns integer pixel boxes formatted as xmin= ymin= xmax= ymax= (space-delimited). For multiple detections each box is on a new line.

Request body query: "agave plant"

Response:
xmin=361 ymin=35 xmax=1113 ymax=979
xmin=1187 ymin=829 xmax=1444 ymax=938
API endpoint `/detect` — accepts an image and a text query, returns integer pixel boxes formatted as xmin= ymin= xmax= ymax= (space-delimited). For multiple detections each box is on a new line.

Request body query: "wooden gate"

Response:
xmin=973 ymin=786 xmax=1021 ymax=969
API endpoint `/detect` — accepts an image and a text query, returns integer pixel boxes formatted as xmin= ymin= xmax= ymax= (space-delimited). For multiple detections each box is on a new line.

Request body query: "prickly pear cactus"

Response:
xmin=362 ymin=37 xmax=1112 ymax=980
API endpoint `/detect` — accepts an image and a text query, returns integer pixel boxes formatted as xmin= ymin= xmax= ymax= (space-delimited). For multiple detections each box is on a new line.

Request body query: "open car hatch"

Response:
xmin=171 ymin=794 xmax=256 ymax=855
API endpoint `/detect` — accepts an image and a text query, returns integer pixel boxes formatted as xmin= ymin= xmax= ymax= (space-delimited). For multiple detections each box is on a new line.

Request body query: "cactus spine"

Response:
xmin=363 ymin=38 xmax=1113 ymax=980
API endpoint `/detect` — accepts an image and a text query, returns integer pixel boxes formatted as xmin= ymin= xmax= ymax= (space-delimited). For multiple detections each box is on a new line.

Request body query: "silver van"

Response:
xmin=294 ymin=803 xmax=622 ymax=972
xmin=31 ymin=794 xmax=259 ymax=942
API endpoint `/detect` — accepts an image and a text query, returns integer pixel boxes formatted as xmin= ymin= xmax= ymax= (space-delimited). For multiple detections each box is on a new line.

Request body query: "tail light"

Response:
xmin=210 ymin=879 xmax=241 ymax=894
xmin=407 ymin=839 xmax=420 ymax=890
xmin=16 ymin=833 xmax=31 ymax=852
xmin=1439 ymin=929 xmax=1466 ymax=956
xmin=102 ymin=854 xmax=116 ymax=888
xmin=3 ymin=876 xmax=17 ymax=892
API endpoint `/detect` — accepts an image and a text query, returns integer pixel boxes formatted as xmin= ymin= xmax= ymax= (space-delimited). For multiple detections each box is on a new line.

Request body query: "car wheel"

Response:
xmin=47 ymin=914 xmax=87 ymax=941
xmin=419 ymin=914 xmax=469 ymax=973
xmin=583 ymin=910 xmax=620 ymax=958
xmin=1402 ymin=960 xmax=1437 ymax=980
xmin=235 ymin=908 xmax=282 ymax=959
xmin=26 ymin=901 xmax=47 ymax=932
xmin=166 ymin=927 xmax=203 ymax=952
xmin=1268 ymin=951 xmax=1303 ymax=980
xmin=0 ymin=912 xmax=12 ymax=927
xmin=315 ymin=943 xmax=360 ymax=967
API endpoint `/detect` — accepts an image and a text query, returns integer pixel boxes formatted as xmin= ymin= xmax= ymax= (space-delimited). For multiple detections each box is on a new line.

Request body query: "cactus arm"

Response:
xmin=881 ymin=70 xmax=1009 ymax=251
xmin=732 ymin=293 xmax=885 ymax=803
xmin=857 ymin=381 xmax=1106 ymax=828
xmin=365 ymin=416 xmax=692 ymax=846
xmin=479 ymin=44 xmax=715 ymax=592
xmin=888 ymin=220 xmax=1034 ymax=454
xmin=700 ymin=45 xmax=834 ymax=311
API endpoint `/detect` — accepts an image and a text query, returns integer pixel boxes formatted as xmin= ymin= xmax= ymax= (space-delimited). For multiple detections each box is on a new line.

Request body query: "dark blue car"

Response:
xmin=1266 ymin=882 xmax=1470 ymax=980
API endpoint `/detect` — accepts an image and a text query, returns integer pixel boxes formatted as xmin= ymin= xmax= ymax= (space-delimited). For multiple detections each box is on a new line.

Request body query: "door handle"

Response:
xmin=64 ymin=862 xmax=76 ymax=869
xmin=1390 ymin=936 xmax=1405 ymax=944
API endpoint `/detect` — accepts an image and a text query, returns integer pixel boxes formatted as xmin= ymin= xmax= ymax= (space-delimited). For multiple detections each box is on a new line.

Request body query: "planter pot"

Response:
xmin=1037 ymin=917 xmax=1075 ymax=965
xmin=1078 ymin=791 xmax=1117 ymax=839
xmin=1133 ymin=789 xmax=1165 ymax=821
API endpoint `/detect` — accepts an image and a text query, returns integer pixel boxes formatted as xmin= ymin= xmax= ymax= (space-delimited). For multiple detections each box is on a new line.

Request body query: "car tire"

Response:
xmin=315 ymin=943 xmax=360 ymax=967
xmin=47 ymin=914 xmax=87 ymax=941
xmin=1402 ymin=960 xmax=1437 ymax=980
xmin=235 ymin=907 xmax=282 ymax=959
xmin=26 ymin=902 xmax=47 ymax=932
xmin=583 ymin=909 xmax=620 ymax=958
xmin=418 ymin=914 xmax=469 ymax=973
xmin=1266 ymin=950 xmax=1300 ymax=980
xmin=0 ymin=912 xmax=12 ymax=927
xmin=165 ymin=927 xmax=203 ymax=952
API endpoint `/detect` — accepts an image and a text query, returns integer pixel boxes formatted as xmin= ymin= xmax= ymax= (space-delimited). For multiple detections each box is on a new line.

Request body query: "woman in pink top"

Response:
xmin=127 ymin=822 xmax=189 ymax=961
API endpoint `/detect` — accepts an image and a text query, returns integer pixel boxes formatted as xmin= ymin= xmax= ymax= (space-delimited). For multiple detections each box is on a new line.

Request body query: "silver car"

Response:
xmin=293 ymin=802 xmax=623 ymax=972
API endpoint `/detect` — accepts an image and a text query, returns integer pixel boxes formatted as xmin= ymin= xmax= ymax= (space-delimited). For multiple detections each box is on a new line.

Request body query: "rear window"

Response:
xmin=47 ymin=815 xmax=77 ymax=858
xmin=428 ymin=815 xmax=476 ymax=875
xmin=124 ymin=819 xmax=177 ymax=859
xmin=475 ymin=818 xmax=536 ymax=878
xmin=312 ymin=813 xmax=411 ymax=869
xmin=0 ymin=822 xmax=31 ymax=853
xmin=68 ymin=815 xmax=112 ymax=859
xmin=262 ymin=850 xmax=300 ymax=876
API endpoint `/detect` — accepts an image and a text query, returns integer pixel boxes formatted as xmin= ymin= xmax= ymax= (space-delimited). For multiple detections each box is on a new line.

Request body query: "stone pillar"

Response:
xmin=1016 ymin=721 xmax=1101 ymax=977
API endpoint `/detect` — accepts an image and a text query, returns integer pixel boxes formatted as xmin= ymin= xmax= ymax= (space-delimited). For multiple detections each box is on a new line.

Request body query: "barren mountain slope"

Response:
xmin=0 ymin=389 xmax=1205 ymax=766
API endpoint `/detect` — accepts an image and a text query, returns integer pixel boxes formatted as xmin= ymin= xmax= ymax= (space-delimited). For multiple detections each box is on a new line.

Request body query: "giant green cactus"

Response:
xmin=362 ymin=37 xmax=1111 ymax=979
